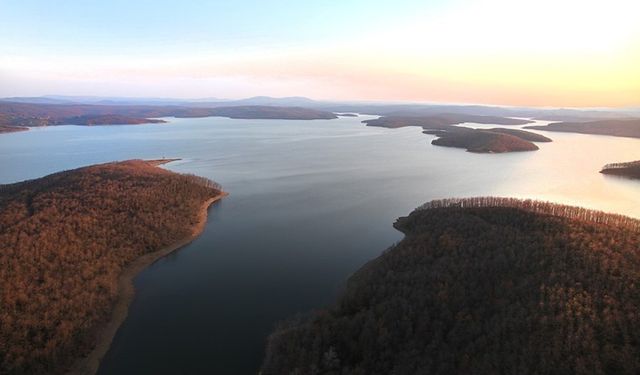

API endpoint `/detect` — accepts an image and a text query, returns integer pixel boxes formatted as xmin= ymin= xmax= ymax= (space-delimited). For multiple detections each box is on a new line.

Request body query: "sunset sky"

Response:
xmin=1 ymin=0 xmax=639 ymax=107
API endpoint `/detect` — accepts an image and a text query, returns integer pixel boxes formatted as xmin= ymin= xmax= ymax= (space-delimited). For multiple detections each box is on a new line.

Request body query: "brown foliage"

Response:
xmin=526 ymin=119 xmax=640 ymax=139
xmin=0 ymin=160 xmax=222 ymax=375
xmin=362 ymin=114 xmax=533 ymax=129
xmin=0 ymin=102 xmax=337 ymax=128
xmin=262 ymin=198 xmax=640 ymax=375
xmin=600 ymin=160 xmax=640 ymax=179
xmin=426 ymin=129 xmax=540 ymax=153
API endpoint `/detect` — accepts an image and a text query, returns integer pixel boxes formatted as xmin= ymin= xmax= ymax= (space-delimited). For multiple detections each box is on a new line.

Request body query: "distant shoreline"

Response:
xmin=146 ymin=158 xmax=182 ymax=166
xmin=0 ymin=125 xmax=29 ymax=134
xmin=66 ymin=191 xmax=228 ymax=375
xmin=600 ymin=160 xmax=640 ymax=180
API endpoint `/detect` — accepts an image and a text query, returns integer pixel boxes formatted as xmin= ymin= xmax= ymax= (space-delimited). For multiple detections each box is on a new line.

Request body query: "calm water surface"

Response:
xmin=0 ymin=116 xmax=638 ymax=374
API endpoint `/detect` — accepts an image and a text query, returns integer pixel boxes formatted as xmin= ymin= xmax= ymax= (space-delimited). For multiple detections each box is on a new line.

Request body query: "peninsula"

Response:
xmin=0 ymin=160 xmax=225 ymax=375
xmin=600 ymin=160 xmax=640 ymax=179
xmin=362 ymin=114 xmax=533 ymax=128
xmin=0 ymin=124 xmax=28 ymax=133
xmin=526 ymin=118 xmax=640 ymax=139
xmin=262 ymin=197 xmax=640 ymax=375
xmin=362 ymin=114 xmax=546 ymax=153
xmin=0 ymin=102 xmax=338 ymax=133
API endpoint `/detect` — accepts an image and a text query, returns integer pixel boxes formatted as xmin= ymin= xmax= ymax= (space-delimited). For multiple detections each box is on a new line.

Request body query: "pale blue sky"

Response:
xmin=1 ymin=0 xmax=638 ymax=106
xmin=1 ymin=0 xmax=442 ymax=56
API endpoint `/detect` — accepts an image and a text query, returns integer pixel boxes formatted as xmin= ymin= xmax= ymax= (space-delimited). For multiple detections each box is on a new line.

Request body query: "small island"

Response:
xmin=424 ymin=127 xmax=549 ymax=153
xmin=262 ymin=197 xmax=640 ymax=375
xmin=600 ymin=160 xmax=640 ymax=179
xmin=0 ymin=160 xmax=225 ymax=375
xmin=526 ymin=118 xmax=640 ymax=139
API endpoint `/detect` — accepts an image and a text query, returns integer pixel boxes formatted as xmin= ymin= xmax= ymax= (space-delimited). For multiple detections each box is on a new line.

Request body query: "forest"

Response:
xmin=0 ymin=101 xmax=337 ymax=131
xmin=362 ymin=114 xmax=532 ymax=129
xmin=526 ymin=119 xmax=640 ymax=139
xmin=424 ymin=128 xmax=542 ymax=153
xmin=0 ymin=160 xmax=222 ymax=375
xmin=0 ymin=125 xmax=27 ymax=134
xmin=600 ymin=160 xmax=640 ymax=179
xmin=361 ymin=115 xmax=549 ymax=153
xmin=261 ymin=198 xmax=640 ymax=375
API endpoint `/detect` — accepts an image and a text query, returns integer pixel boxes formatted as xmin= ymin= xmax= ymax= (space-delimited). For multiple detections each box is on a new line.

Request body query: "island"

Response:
xmin=261 ymin=197 xmax=640 ymax=375
xmin=600 ymin=160 xmax=640 ymax=179
xmin=424 ymin=127 xmax=550 ymax=153
xmin=526 ymin=118 xmax=640 ymax=139
xmin=0 ymin=160 xmax=225 ymax=375
xmin=0 ymin=102 xmax=339 ymax=133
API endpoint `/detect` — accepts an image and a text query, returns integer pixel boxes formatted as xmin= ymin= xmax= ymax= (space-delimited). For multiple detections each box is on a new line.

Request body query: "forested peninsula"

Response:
xmin=600 ymin=160 xmax=640 ymax=179
xmin=262 ymin=197 xmax=640 ymax=375
xmin=526 ymin=119 xmax=640 ymax=139
xmin=424 ymin=127 xmax=550 ymax=153
xmin=0 ymin=125 xmax=28 ymax=134
xmin=0 ymin=160 xmax=224 ymax=375
xmin=362 ymin=115 xmax=549 ymax=153
xmin=0 ymin=102 xmax=338 ymax=133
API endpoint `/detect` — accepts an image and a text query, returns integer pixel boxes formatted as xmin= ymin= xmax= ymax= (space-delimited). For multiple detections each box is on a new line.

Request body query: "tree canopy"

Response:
xmin=262 ymin=198 xmax=640 ymax=375
xmin=0 ymin=160 xmax=222 ymax=375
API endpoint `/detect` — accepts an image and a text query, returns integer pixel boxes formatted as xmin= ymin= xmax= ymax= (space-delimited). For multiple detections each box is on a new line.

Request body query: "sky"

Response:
xmin=1 ymin=0 xmax=639 ymax=107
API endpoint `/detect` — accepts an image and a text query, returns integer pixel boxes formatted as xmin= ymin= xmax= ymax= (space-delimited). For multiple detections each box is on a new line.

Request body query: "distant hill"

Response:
xmin=208 ymin=105 xmax=337 ymax=120
xmin=526 ymin=119 xmax=640 ymax=139
xmin=0 ymin=160 xmax=223 ymax=375
xmin=0 ymin=95 xmax=317 ymax=108
xmin=224 ymin=96 xmax=318 ymax=107
xmin=262 ymin=197 xmax=640 ymax=375
xmin=3 ymin=96 xmax=637 ymax=121
xmin=0 ymin=97 xmax=76 ymax=105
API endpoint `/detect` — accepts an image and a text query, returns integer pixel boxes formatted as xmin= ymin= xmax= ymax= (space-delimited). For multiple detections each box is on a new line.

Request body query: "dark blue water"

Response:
xmin=0 ymin=115 xmax=638 ymax=374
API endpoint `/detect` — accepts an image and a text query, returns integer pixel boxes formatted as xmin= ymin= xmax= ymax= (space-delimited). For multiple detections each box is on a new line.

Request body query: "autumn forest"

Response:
xmin=0 ymin=160 xmax=222 ymax=375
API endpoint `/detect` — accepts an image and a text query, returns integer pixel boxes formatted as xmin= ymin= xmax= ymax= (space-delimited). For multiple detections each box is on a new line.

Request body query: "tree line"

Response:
xmin=417 ymin=197 xmax=640 ymax=230
xmin=602 ymin=161 xmax=640 ymax=170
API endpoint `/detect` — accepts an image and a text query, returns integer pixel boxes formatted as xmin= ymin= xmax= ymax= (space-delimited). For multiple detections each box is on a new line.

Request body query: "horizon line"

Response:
xmin=1 ymin=94 xmax=638 ymax=111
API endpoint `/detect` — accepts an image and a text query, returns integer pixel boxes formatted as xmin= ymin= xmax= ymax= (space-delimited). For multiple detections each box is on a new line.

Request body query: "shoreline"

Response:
xmin=66 ymin=191 xmax=228 ymax=375
xmin=146 ymin=158 xmax=182 ymax=166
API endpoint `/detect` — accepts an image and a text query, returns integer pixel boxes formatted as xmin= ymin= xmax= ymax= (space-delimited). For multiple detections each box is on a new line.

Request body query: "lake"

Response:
xmin=1 ymin=115 xmax=639 ymax=374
